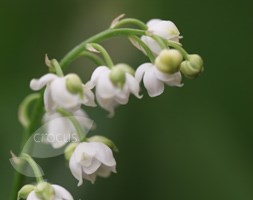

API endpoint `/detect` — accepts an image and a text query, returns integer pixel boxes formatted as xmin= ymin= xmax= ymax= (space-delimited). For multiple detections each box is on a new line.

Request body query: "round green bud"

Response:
xmin=180 ymin=54 xmax=204 ymax=79
xmin=109 ymin=67 xmax=126 ymax=88
xmin=35 ymin=182 xmax=55 ymax=200
xmin=87 ymin=135 xmax=119 ymax=152
xmin=155 ymin=49 xmax=183 ymax=74
xmin=18 ymin=184 xmax=35 ymax=199
xmin=64 ymin=142 xmax=78 ymax=161
xmin=66 ymin=74 xmax=84 ymax=96
xmin=115 ymin=63 xmax=135 ymax=76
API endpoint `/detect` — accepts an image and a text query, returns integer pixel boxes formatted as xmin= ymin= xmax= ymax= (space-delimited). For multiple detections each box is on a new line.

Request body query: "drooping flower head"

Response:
xmin=18 ymin=182 xmax=73 ymax=200
xmin=30 ymin=73 xmax=96 ymax=113
xmin=87 ymin=64 xmax=142 ymax=116
xmin=69 ymin=141 xmax=116 ymax=186
xmin=141 ymin=19 xmax=181 ymax=55
xmin=136 ymin=49 xmax=184 ymax=97
xmin=43 ymin=109 xmax=93 ymax=148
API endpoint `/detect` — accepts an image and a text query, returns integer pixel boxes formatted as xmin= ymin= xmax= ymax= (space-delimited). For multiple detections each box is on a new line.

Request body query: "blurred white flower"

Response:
xmin=43 ymin=109 xmax=93 ymax=148
xmin=141 ymin=19 xmax=181 ymax=55
xmin=27 ymin=184 xmax=73 ymax=200
xmin=69 ymin=142 xmax=116 ymax=186
xmin=135 ymin=63 xmax=183 ymax=97
xmin=30 ymin=73 xmax=96 ymax=113
xmin=87 ymin=66 xmax=141 ymax=116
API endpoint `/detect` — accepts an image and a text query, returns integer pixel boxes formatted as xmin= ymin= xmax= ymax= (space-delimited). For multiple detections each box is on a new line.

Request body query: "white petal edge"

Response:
xmin=30 ymin=73 xmax=57 ymax=91
xmin=52 ymin=185 xmax=73 ymax=200
xmin=135 ymin=63 xmax=153 ymax=83
xmin=26 ymin=191 xmax=40 ymax=200
xmin=69 ymin=154 xmax=83 ymax=187
xmin=82 ymin=84 xmax=96 ymax=107
xmin=154 ymin=68 xmax=183 ymax=87
xmin=125 ymin=74 xmax=142 ymax=98
xmin=91 ymin=142 xmax=116 ymax=167
xmin=82 ymin=158 xmax=101 ymax=175
xmin=44 ymin=87 xmax=56 ymax=113
xmin=96 ymin=71 xmax=116 ymax=99
xmin=89 ymin=66 xmax=110 ymax=88
xmin=50 ymin=77 xmax=81 ymax=110
xmin=143 ymin=66 xmax=165 ymax=97
xmin=141 ymin=36 xmax=162 ymax=55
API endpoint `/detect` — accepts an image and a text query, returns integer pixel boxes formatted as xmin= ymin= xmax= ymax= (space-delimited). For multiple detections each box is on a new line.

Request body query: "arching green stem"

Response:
xmin=51 ymin=59 xmax=64 ymax=77
xmin=129 ymin=35 xmax=155 ymax=63
xmin=112 ymin=18 xmax=148 ymax=30
xmin=18 ymin=93 xmax=41 ymax=128
xmin=152 ymin=34 xmax=189 ymax=60
xmin=60 ymin=28 xmax=146 ymax=69
xmin=87 ymin=43 xmax=114 ymax=68
xmin=20 ymin=154 xmax=43 ymax=183
xmin=11 ymin=27 xmax=147 ymax=200
xmin=78 ymin=51 xmax=104 ymax=66
xmin=56 ymin=108 xmax=86 ymax=141
xmin=165 ymin=40 xmax=189 ymax=60
xmin=151 ymin=35 xmax=167 ymax=49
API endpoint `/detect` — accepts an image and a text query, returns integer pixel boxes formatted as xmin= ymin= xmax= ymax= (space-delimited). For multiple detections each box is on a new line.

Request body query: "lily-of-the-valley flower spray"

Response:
xmin=10 ymin=15 xmax=204 ymax=200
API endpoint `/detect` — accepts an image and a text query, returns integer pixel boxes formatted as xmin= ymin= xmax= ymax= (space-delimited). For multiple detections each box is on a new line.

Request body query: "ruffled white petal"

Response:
xmin=69 ymin=154 xmax=83 ymax=186
xmin=82 ymin=84 xmax=96 ymax=107
xmin=91 ymin=142 xmax=116 ymax=167
xmin=154 ymin=68 xmax=183 ymax=87
xmin=74 ymin=142 xmax=96 ymax=164
xmin=114 ymin=93 xmax=129 ymax=105
xmin=69 ymin=142 xmax=116 ymax=185
xmin=82 ymin=158 xmax=101 ymax=174
xmin=43 ymin=113 xmax=73 ymax=148
xmin=82 ymin=173 xmax=97 ymax=184
xmin=50 ymin=77 xmax=81 ymax=111
xmin=27 ymin=191 xmax=40 ymax=200
xmin=148 ymin=20 xmax=180 ymax=41
xmin=89 ymin=66 xmax=110 ymax=88
xmin=96 ymin=71 xmax=116 ymax=99
xmin=44 ymin=87 xmax=56 ymax=113
xmin=30 ymin=74 xmax=57 ymax=91
xmin=147 ymin=19 xmax=162 ymax=27
xmin=96 ymin=165 xmax=114 ymax=178
xmin=125 ymin=74 xmax=142 ymax=99
xmin=52 ymin=185 xmax=73 ymax=200
xmin=96 ymin=92 xmax=117 ymax=117
xmin=135 ymin=63 xmax=152 ymax=83
xmin=73 ymin=109 xmax=93 ymax=133
xmin=143 ymin=65 xmax=164 ymax=97
xmin=141 ymin=36 xmax=162 ymax=55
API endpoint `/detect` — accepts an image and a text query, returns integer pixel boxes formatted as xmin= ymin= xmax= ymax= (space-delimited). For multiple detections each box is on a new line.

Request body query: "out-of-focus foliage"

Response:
xmin=0 ymin=0 xmax=253 ymax=199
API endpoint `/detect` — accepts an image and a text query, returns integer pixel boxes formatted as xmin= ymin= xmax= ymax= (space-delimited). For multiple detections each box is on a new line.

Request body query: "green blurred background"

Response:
xmin=1 ymin=0 xmax=253 ymax=199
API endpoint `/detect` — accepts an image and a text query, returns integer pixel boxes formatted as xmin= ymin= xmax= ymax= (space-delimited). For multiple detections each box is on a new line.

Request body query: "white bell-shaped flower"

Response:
xmin=141 ymin=19 xmax=181 ymax=55
xmin=43 ymin=109 xmax=93 ymax=148
xmin=135 ymin=63 xmax=183 ymax=97
xmin=27 ymin=184 xmax=73 ymax=200
xmin=30 ymin=73 xmax=96 ymax=113
xmin=87 ymin=65 xmax=141 ymax=116
xmin=69 ymin=142 xmax=116 ymax=186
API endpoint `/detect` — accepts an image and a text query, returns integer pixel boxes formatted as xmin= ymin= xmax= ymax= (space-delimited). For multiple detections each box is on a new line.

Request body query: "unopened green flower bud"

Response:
xmin=18 ymin=184 xmax=35 ymax=199
xmin=87 ymin=135 xmax=119 ymax=152
xmin=180 ymin=54 xmax=204 ymax=79
xmin=115 ymin=63 xmax=135 ymax=76
xmin=109 ymin=67 xmax=126 ymax=88
xmin=155 ymin=49 xmax=183 ymax=74
xmin=64 ymin=142 xmax=78 ymax=161
xmin=66 ymin=74 xmax=83 ymax=97
xmin=35 ymin=182 xmax=55 ymax=200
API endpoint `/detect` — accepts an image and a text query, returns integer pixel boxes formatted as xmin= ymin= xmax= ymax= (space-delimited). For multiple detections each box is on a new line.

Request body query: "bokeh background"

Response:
xmin=1 ymin=0 xmax=253 ymax=199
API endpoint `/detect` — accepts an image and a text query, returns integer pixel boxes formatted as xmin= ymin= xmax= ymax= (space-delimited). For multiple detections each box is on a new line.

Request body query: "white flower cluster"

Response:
xmin=18 ymin=17 xmax=203 ymax=200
